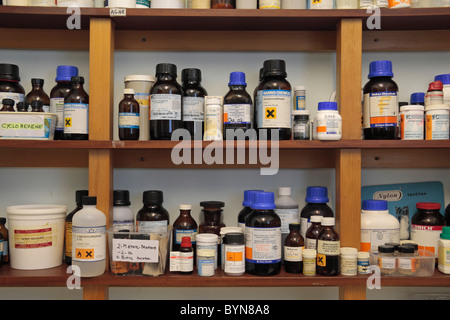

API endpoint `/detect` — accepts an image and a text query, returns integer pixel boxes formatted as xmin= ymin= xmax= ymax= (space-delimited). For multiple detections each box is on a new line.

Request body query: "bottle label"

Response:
xmin=174 ymin=229 xmax=198 ymax=244
xmin=316 ymin=113 xmax=342 ymax=136
xmin=179 ymin=251 xmax=194 ymax=272
xmin=259 ymin=0 xmax=280 ymax=8
xmin=256 ymin=89 xmax=292 ymax=129
xmin=0 ymin=92 xmax=25 ymax=111
xmin=65 ymin=221 xmax=72 ymax=257
xmin=136 ymin=220 xmax=168 ymax=233
xmin=112 ymin=220 xmax=135 ymax=232
xmin=426 ymin=112 xmax=449 ymax=140
xmin=64 ymin=103 xmax=89 ymax=134
xmin=308 ymin=0 xmax=334 ymax=9
xmin=72 ymin=225 xmax=107 ymax=262
xmin=13 ymin=224 xmax=58 ymax=249
xmin=274 ymin=208 xmax=299 ymax=234
xmin=224 ymin=104 xmax=251 ymax=125
xmin=284 ymin=246 xmax=303 ymax=262
xmin=134 ymin=93 xmax=149 ymax=108
xmin=183 ymin=97 xmax=204 ymax=121
xmin=360 ymin=228 xmax=400 ymax=252
xmin=317 ymin=240 xmax=340 ymax=268
xmin=118 ymin=112 xmax=140 ymax=129
xmin=411 ymin=224 xmax=443 ymax=256
xmin=204 ymin=104 xmax=223 ymax=140
xmin=50 ymin=97 xmax=65 ymax=131
xmin=438 ymin=245 xmax=450 ymax=267
xmin=401 ymin=112 xmax=424 ymax=140
xmin=245 ymin=226 xmax=281 ymax=264
xmin=363 ymin=92 xmax=398 ymax=129
xmin=150 ymin=94 xmax=181 ymax=120
xmin=305 ymin=237 xmax=317 ymax=250
xmin=136 ymin=0 xmax=150 ymax=7
xmin=224 ymin=244 xmax=245 ymax=274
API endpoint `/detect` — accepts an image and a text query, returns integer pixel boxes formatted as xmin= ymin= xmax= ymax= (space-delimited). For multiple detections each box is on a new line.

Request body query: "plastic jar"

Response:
xmin=302 ymin=249 xmax=316 ymax=276
xmin=399 ymin=105 xmax=424 ymax=140
xmin=438 ymin=226 xmax=450 ymax=274
xmin=258 ymin=0 xmax=280 ymax=8
xmin=425 ymin=104 xmax=450 ymax=140
xmin=0 ymin=64 xmax=25 ymax=110
xmin=223 ymin=232 xmax=245 ymax=276
xmin=236 ymin=0 xmax=257 ymax=8
xmin=124 ymin=75 xmax=156 ymax=141
xmin=220 ymin=226 xmax=243 ymax=269
xmin=357 ymin=251 xmax=370 ymax=274
xmin=340 ymin=247 xmax=357 ymax=276
xmin=435 ymin=74 xmax=450 ymax=104
xmin=151 ymin=0 xmax=185 ymax=7
xmin=187 ymin=0 xmax=211 ymax=8
xmin=196 ymin=233 xmax=218 ymax=270
xmin=411 ymin=202 xmax=445 ymax=258
xmin=360 ymin=200 xmax=400 ymax=252
xmin=377 ymin=244 xmax=397 ymax=276
xmin=282 ymin=0 xmax=306 ymax=8
xmin=308 ymin=0 xmax=333 ymax=8
xmin=57 ymin=0 xmax=94 ymax=7
xmin=388 ymin=0 xmax=411 ymax=8
xmin=336 ymin=0 xmax=358 ymax=8
xmin=197 ymin=249 xmax=215 ymax=276
xmin=313 ymin=101 xmax=342 ymax=141
xmin=292 ymin=110 xmax=310 ymax=140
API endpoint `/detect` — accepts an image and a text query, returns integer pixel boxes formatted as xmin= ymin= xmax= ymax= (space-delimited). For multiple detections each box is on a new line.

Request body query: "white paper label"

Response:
xmin=112 ymin=238 xmax=159 ymax=263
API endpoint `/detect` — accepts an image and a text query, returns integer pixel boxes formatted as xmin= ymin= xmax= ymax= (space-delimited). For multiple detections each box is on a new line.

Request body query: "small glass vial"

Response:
xmin=357 ymin=251 xmax=370 ymax=275
xmin=0 ymin=98 xmax=15 ymax=112
xmin=302 ymin=249 xmax=316 ymax=276
xmin=377 ymin=244 xmax=396 ymax=276
xmin=398 ymin=245 xmax=417 ymax=276
xmin=179 ymin=236 xmax=194 ymax=275
xmin=292 ymin=110 xmax=310 ymax=140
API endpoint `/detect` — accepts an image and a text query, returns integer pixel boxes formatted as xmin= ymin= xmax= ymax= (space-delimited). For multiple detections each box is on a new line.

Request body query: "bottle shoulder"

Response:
xmin=72 ymin=207 xmax=106 ymax=226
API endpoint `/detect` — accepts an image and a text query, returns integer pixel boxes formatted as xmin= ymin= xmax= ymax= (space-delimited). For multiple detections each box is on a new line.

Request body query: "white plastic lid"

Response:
xmin=278 ymin=187 xmax=291 ymax=196
xmin=205 ymin=96 xmax=223 ymax=105
xmin=220 ymin=227 xmax=243 ymax=235
xmin=124 ymin=88 xmax=135 ymax=95
xmin=292 ymin=110 xmax=310 ymax=116
xmin=7 ymin=204 xmax=67 ymax=215
xmin=303 ymin=249 xmax=316 ymax=258
xmin=124 ymin=75 xmax=156 ymax=82
xmin=294 ymin=85 xmax=306 ymax=91
xmin=179 ymin=204 xmax=191 ymax=210
xmin=340 ymin=247 xmax=357 ymax=256
xmin=196 ymin=233 xmax=218 ymax=243
xmin=310 ymin=215 xmax=322 ymax=223
xmin=425 ymin=104 xmax=450 ymax=111
xmin=400 ymin=105 xmax=424 ymax=112
xmin=321 ymin=217 xmax=335 ymax=226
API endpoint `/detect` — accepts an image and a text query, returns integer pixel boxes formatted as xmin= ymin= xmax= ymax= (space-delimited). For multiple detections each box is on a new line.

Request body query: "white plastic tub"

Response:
xmin=0 ymin=112 xmax=57 ymax=140
xmin=6 ymin=204 xmax=67 ymax=270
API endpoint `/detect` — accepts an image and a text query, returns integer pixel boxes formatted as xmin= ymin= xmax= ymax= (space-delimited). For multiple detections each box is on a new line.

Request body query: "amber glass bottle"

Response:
xmin=136 ymin=190 xmax=170 ymax=233
xmin=30 ymin=100 xmax=44 ymax=112
xmin=182 ymin=68 xmax=207 ymax=140
xmin=118 ymin=88 xmax=140 ymax=140
xmin=173 ymin=204 xmax=198 ymax=253
xmin=0 ymin=98 xmax=15 ymax=112
xmin=25 ymin=78 xmax=50 ymax=113
xmin=255 ymin=59 xmax=292 ymax=140
xmin=284 ymin=223 xmax=304 ymax=274
xmin=150 ymin=63 xmax=183 ymax=140
xmin=64 ymin=76 xmax=89 ymax=140
xmin=0 ymin=218 xmax=9 ymax=264
xmin=305 ymin=215 xmax=322 ymax=250
xmin=65 ymin=189 xmax=88 ymax=265
xmin=316 ymin=217 xmax=340 ymax=276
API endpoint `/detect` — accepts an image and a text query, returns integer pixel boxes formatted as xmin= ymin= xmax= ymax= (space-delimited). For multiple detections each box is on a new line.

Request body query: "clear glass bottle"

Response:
xmin=292 ymin=110 xmax=310 ymax=140
xmin=112 ymin=190 xmax=134 ymax=232
xmin=64 ymin=76 xmax=89 ymax=140
xmin=182 ymin=68 xmax=207 ymax=140
xmin=25 ymin=78 xmax=50 ymax=113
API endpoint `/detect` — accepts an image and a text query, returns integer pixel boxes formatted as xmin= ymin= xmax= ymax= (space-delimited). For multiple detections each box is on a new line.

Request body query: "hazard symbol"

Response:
xmin=75 ymin=248 xmax=94 ymax=260
xmin=265 ymin=108 xmax=276 ymax=119
xmin=317 ymin=253 xmax=326 ymax=267
xmin=65 ymin=118 xmax=72 ymax=127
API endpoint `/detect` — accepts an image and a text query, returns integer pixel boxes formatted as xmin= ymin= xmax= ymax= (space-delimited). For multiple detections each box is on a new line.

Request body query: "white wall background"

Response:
xmin=0 ymin=48 xmax=449 ymax=299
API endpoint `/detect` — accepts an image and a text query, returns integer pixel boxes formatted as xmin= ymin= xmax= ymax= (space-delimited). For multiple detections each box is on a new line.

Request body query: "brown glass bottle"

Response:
xmin=16 ymin=102 xmax=27 ymax=112
xmin=30 ymin=100 xmax=44 ymax=112
xmin=50 ymin=66 xmax=78 ymax=140
xmin=173 ymin=204 xmax=198 ymax=253
xmin=363 ymin=60 xmax=398 ymax=140
xmin=199 ymin=201 xmax=226 ymax=236
xmin=64 ymin=76 xmax=89 ymax=140
xmin=182 ymin=68 xmax=207 ymax=140
xmin=284 ymin=223 xmax=304 ymax=274
xmin=316 ymin=217 xmax=340 ymax=276
xmin=0 ymin=217 xmax=9 ymax=264
xmin=305 ymin=215 xmax=322 ymax=250
xmin=0 ymin=98 xmax=15 ymax=112
xmin=223 ymin=71 xmax=254 ymax=139
xmin=150 ymin=63 xmax=183 ymax=140
xmin=255 ymin=59 xmax=292 ymax=140
xmin=211 ymin=0 xmax=235 ymax=8
xmin=136 ymin=190 xmax=170 ymax=233
xmin=179 ymin=236 xmax=194 ymax=274
xmin=25 ymin=78 xmax=50 ymax=113
xmin=65 ymin=189 xmax=88 ymax=265
xmin=0 ymin=64 xmax=25 ymax=110
xmin=118 ymin=89 xmax=140 ymax=141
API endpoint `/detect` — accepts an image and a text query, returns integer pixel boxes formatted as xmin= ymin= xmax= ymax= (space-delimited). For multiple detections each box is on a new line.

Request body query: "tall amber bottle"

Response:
xmin=150 ymin=63 xmax=183 ymax=140
xmin=64 ymin=76 xmax=89 ymax=140
xmin=316 ymin=217 xmax=340 ymax=276
xmin=118 ymin=88 xmax=140 ymax=140
xmin=182 ymin=68 xmax=207 ymax=140
xmin=136 ymin=190 xmax=170 ymax=233
xmin=284 ymin=223 xmax=304 ymax=274
xmin=173 ymin=204 xmax=198 ymax=261
xmin=25 ymin=78 xmax=50 ymax=112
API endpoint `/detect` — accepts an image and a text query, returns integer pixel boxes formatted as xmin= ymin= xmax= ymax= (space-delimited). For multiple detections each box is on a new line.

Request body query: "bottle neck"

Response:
xmin=124 ymin=94 xmax=134 ymax=99
xmin=180 ymin=210 xmax=192 ymax=217
xmin=229 ymin=84 xmax=246 ymax=90
xmin=32 ymin=84 xmax=43 ymax=91
xmin=203 ymin=209 xmax=222 ymax=223
xmin=157 ymin=74 xmax=176 ymax=81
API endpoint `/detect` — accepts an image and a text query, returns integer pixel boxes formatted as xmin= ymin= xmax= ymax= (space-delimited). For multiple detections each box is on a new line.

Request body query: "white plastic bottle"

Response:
xmin=314 ymin=101 xmax=342 ymax=141
xmin=113 ymin=190 xmax=134 ymax=231
xmin=360 ymin=199 xmax=400 ymax=252
xmin=438 ymin=226 xmax=450 ymax=274
xmin=275 ymin=187 xmax=300 ymax=252
xmin=72 ymin=196 xmax=107 ymax=277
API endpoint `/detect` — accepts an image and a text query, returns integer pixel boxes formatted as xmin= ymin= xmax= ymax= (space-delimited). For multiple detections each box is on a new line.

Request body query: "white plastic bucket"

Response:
xmin=7 ymin=204 xmax=67 ymax=270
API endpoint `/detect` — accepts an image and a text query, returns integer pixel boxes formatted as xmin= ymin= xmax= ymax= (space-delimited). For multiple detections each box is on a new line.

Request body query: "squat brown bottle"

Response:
xmin=316 ymin=217 xmax=340 ymax=276
xmin=30 ymin=100 xmax=44 ymax=112
xmin=118 ymin=88 xmax=140 ymax=140
xmin=25 ymin=78 xmax=50 ymax=112
xmin=173 ymin=204 xmax=198 ymax=253
xmin=0 ymin=98 xmax=15 ymax=112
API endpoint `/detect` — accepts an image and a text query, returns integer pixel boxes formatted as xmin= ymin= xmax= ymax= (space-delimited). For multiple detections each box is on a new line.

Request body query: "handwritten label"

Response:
xmin=0 ymin=114 xmax=47 ymax=138
xmin=109 ymin=8 xmax=126 ymax=17
xmin=112 ymin=238 xmax=159 ymax=263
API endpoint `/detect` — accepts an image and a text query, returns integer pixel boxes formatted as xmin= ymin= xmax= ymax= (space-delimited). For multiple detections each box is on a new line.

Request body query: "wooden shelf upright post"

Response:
xmin=335 ymin=18 xmax=365 ymax=300
xmin=86 ymin=17 xmax=115 ymax=300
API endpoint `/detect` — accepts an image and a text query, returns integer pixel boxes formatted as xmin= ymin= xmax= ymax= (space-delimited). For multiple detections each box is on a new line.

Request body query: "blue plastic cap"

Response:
xmin=250 ymin=191 xmax=276 ymax=210
xmin=435 ymin=74 xmax=450 ymax=85
xmin=368 ymin=60 xmax=394 ymax=78
xmin=56 ymin=65 xmax=79 ymax=82
xmin=362 ymin=199 xmax=388 ymax=211
xmin=229 ymin=72 xmax=246 ymax=86
xmin=410 ymin=92 xmax=425 ymax=104
xmin=305 ymin=186 xmax=329 ymax=203
xmin=318 ymin=101 xmax=338 ymax=111
xmin=243 ymin=189 xmax=264 ymax=207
